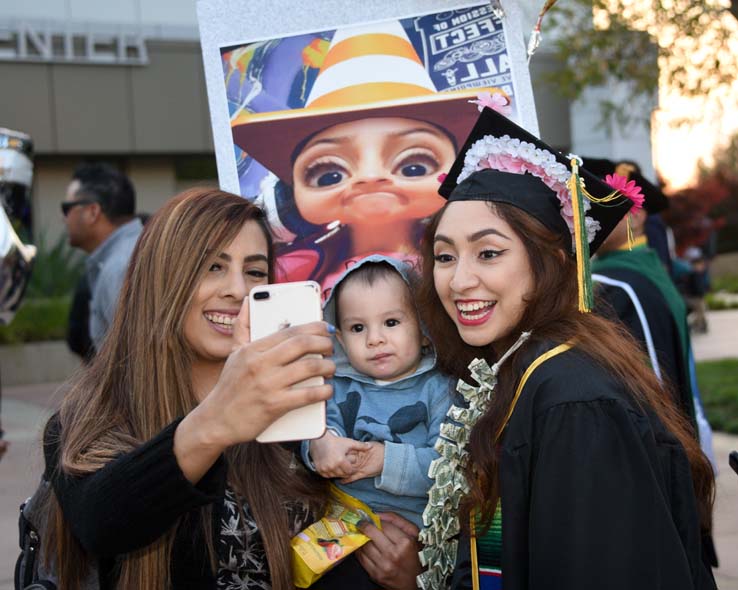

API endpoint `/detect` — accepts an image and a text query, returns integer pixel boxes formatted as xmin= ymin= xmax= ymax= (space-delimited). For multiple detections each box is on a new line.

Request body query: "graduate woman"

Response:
xmin=415 ymin=105 xmax=716 ymax=590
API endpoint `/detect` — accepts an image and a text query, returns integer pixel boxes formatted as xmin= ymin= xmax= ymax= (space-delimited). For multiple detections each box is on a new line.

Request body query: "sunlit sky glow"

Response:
xmin=594 ymin=1 xmax=738 ymax=191
xmin=653 ymin=8 xmax=738 ymax=191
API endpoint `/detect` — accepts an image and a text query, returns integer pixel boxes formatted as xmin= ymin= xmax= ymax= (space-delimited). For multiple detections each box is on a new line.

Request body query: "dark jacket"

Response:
xmin=451 ymin=342 xmax=715 ymax=590
xmin=44 ymin=417 xmax=380 ymax=589
xmin=44 ymin=416 xmax=226 ymax=588
xmin=66 ymin=273 xmax=95 ymax=362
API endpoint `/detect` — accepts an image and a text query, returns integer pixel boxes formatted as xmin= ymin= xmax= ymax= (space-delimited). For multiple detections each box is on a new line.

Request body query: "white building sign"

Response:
xmin=0 ymin=21 xmax=148 ymax=65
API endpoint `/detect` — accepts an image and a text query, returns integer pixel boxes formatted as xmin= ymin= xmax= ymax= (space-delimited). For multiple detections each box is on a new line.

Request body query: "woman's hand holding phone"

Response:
xmin=209 ymin=297 xmax=334 ymax=444
xmin=174 ymin=297 xmax=335 ymax=484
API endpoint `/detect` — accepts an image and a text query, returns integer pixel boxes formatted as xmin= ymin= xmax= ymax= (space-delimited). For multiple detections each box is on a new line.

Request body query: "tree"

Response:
xmin=542 ymin=0 xmax=738 ymax=127
xmin=662 ymin=132 xmax=738 ymax=254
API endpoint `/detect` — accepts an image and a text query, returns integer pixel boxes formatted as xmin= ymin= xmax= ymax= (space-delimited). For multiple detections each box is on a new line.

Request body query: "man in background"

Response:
xmin=62 ymin=162 xmax=142 ymax=350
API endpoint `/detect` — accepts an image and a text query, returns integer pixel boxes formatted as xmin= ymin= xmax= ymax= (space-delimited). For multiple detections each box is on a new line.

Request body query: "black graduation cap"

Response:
xmin=438 ymin=106 xmax=636 ymax=311
xmin=581 ymin=157 xmax=668 ymax=214
xmin=438 ymin=108 xmax=633 ymax=255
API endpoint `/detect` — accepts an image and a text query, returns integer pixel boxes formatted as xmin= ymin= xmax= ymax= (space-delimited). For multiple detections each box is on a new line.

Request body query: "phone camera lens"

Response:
xmin=253 ymin=291 xmax=270 ymax=300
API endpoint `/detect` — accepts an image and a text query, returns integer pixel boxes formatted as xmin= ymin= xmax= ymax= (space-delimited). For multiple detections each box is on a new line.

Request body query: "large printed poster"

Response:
xmin=201 ymin=2 xmax=535 ymax=296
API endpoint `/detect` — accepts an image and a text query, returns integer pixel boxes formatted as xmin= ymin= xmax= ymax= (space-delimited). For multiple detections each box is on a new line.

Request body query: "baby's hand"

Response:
xmin=340 ymin=442 xmax=385 ymax=484
xmin=310 ymin=432 xmax=371 ymax=479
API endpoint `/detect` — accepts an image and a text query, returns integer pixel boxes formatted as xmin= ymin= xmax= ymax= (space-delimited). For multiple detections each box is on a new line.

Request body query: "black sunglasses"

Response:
xmin=61 ymin=199 xmax=95 ymax=216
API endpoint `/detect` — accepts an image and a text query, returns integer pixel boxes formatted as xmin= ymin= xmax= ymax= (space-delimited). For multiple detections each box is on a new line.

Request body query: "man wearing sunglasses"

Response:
xmin=62 ymin=162 xmax=142 ymax=350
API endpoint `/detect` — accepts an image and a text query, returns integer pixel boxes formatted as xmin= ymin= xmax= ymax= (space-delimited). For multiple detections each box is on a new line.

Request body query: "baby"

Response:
xmin=302 ymin=255 xmax=453 ymax=528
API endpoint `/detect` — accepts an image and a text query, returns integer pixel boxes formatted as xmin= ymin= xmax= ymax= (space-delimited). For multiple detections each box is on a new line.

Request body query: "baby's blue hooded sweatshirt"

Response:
xmin=301 ymin=255 xmax=453 ymax=528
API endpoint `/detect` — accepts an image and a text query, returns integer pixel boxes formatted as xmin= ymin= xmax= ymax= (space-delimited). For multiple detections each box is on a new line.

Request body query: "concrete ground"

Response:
xmin=1 ymin=309 xmax=737 ymax=588
xmin=692 ymin=309 xmax=738 ymax=362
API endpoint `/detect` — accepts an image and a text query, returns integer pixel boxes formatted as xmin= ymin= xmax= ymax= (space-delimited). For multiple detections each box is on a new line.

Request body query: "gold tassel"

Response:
xmin=566 ymin=159 xmax=637 ymax=310
xmin=567 ymin=158 xmax=592 ymax=312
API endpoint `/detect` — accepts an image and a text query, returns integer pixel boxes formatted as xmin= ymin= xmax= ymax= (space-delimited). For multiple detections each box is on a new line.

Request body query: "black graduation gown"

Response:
xmin=593 ymin=267 xmax=694 ymax=423
xmin=451 ymin=342 xmax=715 ymax=590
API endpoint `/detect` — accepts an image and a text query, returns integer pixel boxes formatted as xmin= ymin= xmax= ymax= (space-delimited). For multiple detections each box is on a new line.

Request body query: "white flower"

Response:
xmin=499 ymin=135 xmax=519 ymax=156
xmin=454 ymin=134 xmax=597 ymax=248
xmin=544 ymin=161 xmax=569 ymax=184
xmin=528 ymin=148 xmax=547 ymax=166
xmin=585 ymin=216 xmax=601 ymax=243
xmin=517 ymin=142 xmax=535 ymax=162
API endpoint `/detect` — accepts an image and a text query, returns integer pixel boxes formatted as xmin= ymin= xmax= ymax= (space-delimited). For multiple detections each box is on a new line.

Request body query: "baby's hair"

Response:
xmin=334 ymin=261 xmax=415 ymax=328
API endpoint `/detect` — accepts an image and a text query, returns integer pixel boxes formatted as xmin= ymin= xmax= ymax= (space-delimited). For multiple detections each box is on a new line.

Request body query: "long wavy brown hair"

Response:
xmin=42 ymin=188 xmax=328 ymax=590
xmin=416 ymin=200 xmax=714 ymax=533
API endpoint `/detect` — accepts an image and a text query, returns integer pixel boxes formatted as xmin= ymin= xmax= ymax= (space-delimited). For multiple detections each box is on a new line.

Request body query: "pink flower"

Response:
xmin=469 ymin=91 xmax=512 ymax=116
xmin=560 ymin=197 xmax=574 ymax=218
xmin=605 ymin=173 xmax=645 ymax=212
xmin=524 ymin=163 xmax=545 ymax=179
xmin=483 ymin=153 xmax=503 ymax=170
xmin=496 ymin=153 xmax=526 ymax=174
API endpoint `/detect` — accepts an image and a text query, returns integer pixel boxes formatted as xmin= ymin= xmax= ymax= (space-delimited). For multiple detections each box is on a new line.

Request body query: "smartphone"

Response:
xmin=249 ymin=281 xmax=326 ymax=443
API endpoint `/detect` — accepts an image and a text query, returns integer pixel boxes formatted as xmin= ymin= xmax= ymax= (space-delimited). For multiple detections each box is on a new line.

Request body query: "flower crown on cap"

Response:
xmin=457 ymin=134 xmax=601 ymax=246
xmin=453 ymin=92 xmax=645 ymax=250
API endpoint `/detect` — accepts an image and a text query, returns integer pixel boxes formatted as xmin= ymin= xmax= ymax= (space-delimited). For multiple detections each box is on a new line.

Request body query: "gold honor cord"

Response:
xmin=471 ymin=512 xmax=481 ymax=590
xmin=471 ymin=342 xmax=573 ymax=589
xmin=616 ymin=234 xmax=647 ymax=252
xmin=494 ymin=342 xmax=573 ymax=442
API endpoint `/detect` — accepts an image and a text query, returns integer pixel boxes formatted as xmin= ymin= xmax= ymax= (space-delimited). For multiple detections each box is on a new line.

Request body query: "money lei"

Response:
xmin=417 ymin=331 xmax=531 ymax=590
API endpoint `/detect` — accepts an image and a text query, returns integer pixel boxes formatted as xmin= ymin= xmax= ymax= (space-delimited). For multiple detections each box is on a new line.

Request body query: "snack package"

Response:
xmin=292 ymin=485 xmax=381 ymax=588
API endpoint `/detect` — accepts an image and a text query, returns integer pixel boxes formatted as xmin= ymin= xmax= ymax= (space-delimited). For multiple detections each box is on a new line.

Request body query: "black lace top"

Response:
xmin=216 ymin=488 xmax=312 ymax=589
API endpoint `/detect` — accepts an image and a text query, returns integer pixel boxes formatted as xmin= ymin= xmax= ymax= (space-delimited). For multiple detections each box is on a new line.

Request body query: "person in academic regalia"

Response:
xmin=413 ymin=104 xmax=716 ymax=590
xmin=585 ymin=158 xmax=717 ymax=476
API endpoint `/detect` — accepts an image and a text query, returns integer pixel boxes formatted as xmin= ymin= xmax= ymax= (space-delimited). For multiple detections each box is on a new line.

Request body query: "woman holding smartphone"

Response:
xmin=415 ymin=107 xmax=715 ymax=590
xmin=40 ymin=188 xmax=420 ymax=590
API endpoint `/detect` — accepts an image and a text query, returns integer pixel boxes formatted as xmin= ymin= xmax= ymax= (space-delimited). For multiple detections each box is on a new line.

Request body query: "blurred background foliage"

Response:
xmin=544 ymin=0 xmax=737 ymax=128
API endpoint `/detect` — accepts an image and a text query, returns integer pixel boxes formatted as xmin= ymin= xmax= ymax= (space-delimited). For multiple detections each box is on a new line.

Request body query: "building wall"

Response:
xmin=570 ymin=85 xmax=657 ymax=182
xmin=32 ymin=157 xmax=79 ymax=244
xmin=0 ymin=41 xmax=212 ymax=155
xmin=126 ymin=156 xmax=178 ymax=219
xmin=0 ymin=0 xmax=218 ymax=241
xmin=529 ymin=52 xmax=572 ymax=151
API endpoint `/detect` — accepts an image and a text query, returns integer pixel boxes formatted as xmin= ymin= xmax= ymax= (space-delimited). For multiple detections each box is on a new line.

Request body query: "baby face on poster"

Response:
xmin=292 ymin=116 xmax=453 ymax=240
